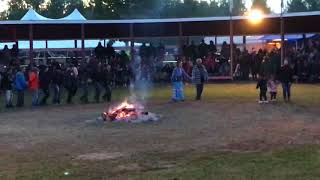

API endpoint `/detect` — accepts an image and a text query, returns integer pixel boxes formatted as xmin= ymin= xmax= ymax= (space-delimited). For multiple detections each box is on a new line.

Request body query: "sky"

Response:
xmin=0 ymin=0 xmax=287 ymax=14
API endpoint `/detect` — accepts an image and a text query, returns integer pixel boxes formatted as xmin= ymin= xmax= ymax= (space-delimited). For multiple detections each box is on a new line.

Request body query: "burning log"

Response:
xmin=101 ymin=100 xmax=159 ymax=123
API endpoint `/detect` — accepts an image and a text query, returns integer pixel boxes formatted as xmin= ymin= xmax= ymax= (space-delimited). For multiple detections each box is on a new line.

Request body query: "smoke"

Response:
xmin=128 ymin=53 xmax=153 ymax=104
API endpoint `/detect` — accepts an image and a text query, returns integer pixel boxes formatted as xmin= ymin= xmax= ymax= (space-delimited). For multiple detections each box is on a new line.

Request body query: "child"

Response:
xmin=256 ymin=75 xmax=268 ymax=104
xmin=267 ymin=75 xmax=279 ymax=102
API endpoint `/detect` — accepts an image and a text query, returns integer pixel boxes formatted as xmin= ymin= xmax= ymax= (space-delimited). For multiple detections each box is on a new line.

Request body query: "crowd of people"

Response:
xmin=0 ymin=42 xmax=135 ymax=109
xmin=0 ymin=38 xmax=320 ymax=108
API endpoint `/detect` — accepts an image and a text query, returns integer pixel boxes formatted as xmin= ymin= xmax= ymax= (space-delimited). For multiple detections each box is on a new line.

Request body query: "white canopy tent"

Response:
xmin=21 ymin=8 xmax=87 ymax=21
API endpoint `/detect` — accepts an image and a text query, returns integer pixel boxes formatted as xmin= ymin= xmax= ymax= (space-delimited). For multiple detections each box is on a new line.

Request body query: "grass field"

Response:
xmin=1 ymin=83 xmax=320 ymax=180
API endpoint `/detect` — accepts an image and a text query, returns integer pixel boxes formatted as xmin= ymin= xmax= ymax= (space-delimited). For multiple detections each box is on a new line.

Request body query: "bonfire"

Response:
xmin=101 ymin=100 xmax=159 ymax=123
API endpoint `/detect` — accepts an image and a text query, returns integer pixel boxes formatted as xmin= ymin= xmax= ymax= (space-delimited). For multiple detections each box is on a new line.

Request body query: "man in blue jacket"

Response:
xmin=15 ymin=67 xmax=27 ymax=107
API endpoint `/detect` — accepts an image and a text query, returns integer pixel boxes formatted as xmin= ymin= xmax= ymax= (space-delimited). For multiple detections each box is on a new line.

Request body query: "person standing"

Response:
xmin=192 ymin=58 xmax=208 ymax=101
xmin=1 ymin=68 xmax=14 ymax=108
xmin=52 ymin=67 xmax=63 ymax=105
xmin=29 ymin=67 xmax=40 ymax=106
xmin=171 ymin=61 xmax=190 ymax=102
xmin=39 ymin=66 xmax=51 ymax=105
xmin=91 ymin=63 xmax=104 ymax=103
xmin=79 ymin=63 xmax=90 ymax=104
xmin=256 ymin=75 xmax=268 ymax=104
xmin=15 ymin=67 xmax=27 ymax=107
xmin=279 ymin=60 xmax=294 ymax=102
xmin=64 ymin=68 xmax=78 ymax=104
xmin=102 ymin=64 xmax=114 ymax=102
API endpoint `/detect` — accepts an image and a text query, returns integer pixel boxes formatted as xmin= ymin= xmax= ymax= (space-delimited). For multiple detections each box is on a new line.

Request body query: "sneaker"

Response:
xmin=263 ymin=101 xmax=269 ymax=104
xmin=259 ymin=101 xmax=264 ymax=104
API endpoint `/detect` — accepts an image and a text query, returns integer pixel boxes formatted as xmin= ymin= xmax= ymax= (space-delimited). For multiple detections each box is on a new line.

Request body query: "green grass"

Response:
xmin=2 ymin=146 xmax=320 ymax=180
xmin=1 ymin=83 xmax=320 ymax=111
xmin=128 ymin=146 xmax=320 ymax=180
xmin=2 ymin=83 xmax=320 ymax=179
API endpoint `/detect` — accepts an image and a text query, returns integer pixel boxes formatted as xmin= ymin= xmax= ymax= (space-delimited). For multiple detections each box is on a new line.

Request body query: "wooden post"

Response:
xmin=29 ymin=24 xmax=34 ymax=65
xmin=229 ymin=12 xmax=234 ymax=78
xmin=44 ymin=40 xmax=48 ymax=62
xmin=280 ymin=0 xmax=285 ymax=65
xmin=13 ymin=28 xmax=18 ymax=48
xmin=214 ymin=36 xmax=217 ymax=46
xmin=81 ymin=24 xmax=85 ymax=62
xmin=178 ymin=22 xmax=183 ymax=56
xmin=130 ymin=23 xmax=135 ymax=62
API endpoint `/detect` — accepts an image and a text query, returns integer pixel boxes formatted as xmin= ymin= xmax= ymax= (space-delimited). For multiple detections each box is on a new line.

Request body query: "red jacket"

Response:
xmin=29 ymin=72 xmax=39 ymax=90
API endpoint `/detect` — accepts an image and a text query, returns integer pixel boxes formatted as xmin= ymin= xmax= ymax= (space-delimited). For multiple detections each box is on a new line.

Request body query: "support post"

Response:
xmin=29 ymin=24 xmax=34 ymax=65
xmin=74 ymin=40 xmax=77 ymax=48
xmin=280 ymin=0 xmax=285 ymax=65
xmin=178 ymin=22 xmax=183 ymax=56
xmin=229 ymin=12 xmax=234 ymax=78
xmin=44 ymin=40 xmax=48 ymax=61
xmin=13 ymin=28 xmax=18 ymax=48
xmin=129 ymin=23 xmax=135 ymax=62
xmin=243 ymin=36 xmax=246 ymax=50
xmin=81 ymin=24 xmax=85 ymax=62
xmin=214 ymin=36 xmax=217 ymax=46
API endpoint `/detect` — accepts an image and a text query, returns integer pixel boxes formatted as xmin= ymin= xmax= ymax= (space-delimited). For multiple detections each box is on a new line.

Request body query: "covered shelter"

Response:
xmin=0 ymin=10 xmax=320 ymax=69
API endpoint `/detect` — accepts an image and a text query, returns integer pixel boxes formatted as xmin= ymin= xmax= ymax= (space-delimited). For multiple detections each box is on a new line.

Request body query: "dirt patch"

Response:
xmin=77 ymin=152 xmax=124 ymax=161
xmin=2 ymin=101 xmax=320 ymax=177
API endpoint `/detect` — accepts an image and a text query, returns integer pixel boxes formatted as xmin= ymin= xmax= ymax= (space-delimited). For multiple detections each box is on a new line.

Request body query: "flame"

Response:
xmin=106 ymin=100 xmax=139 ymax=121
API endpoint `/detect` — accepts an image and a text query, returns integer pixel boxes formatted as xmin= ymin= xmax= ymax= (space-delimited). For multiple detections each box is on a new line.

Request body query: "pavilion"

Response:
xmin=0 ymin=9 xmax=319 ymax=77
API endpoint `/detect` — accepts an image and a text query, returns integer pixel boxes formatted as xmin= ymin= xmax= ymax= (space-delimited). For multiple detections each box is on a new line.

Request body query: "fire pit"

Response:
xmin=101 ymin=100 xmax=160 ymax=123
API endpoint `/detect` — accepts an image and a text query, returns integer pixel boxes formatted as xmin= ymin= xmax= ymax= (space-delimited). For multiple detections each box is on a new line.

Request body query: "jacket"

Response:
xmin=192 ymin=65 xmax=208 ymax=85
xmin=256 ymin=79 xmax=267 ymax=91
xmin=1 ymin=72 xmax=13 ymax=90
xmin=279 ymin=65 xmax=294 ymax=84
xmin=28 ymin=72 xmax=39 ymax=90
xmin=267 ymin=80 xmax=279 ymax=93
xmin=39 ymin=71 xmax=51 ymax=89
xmin=15 ymin=71 xmax=27 ymax=91
xmin=171 ymin=67 xmax=189 ymax=82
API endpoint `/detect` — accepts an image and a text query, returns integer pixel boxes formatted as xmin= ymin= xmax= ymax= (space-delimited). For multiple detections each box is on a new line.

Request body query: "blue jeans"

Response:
xmin=52 ymin=84 xmax=61 ymax=104
xmin=80 ymin=81 xmax=89 ymax=103
xmin=282 ymin=83 xmax=291 ymax=101
xmin=31 ymin=89 xmax=39 ymax=106
xmin=172 ymin=81 xmax=184 ymax=101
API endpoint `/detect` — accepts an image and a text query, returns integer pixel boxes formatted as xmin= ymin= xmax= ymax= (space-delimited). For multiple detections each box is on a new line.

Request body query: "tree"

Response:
xmin=46 ymin=0 xmax=68 ymax=18
xmin=65 ymin=0 xmax=85 ymax=14
xmin=24 ymin=0 xmax=46 ymax=12
xmin=5 ymin=0 xmax=28 ymax=20
xmin=305 ymin=0 xmax=320 ymax=11
xmin=230 ymin=0 xmax=247 ymax=15
xmin=287 ymin=0 xmax=308 ymax=12
xmin=251 ymin=0 xmax=271 ymax=14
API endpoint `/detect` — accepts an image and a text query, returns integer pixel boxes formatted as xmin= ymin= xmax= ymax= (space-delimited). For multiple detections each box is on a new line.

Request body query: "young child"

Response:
xmin=267 ymin=75 xmax=279 ymax=102
xmin=256 ymin=75 xmax=268 ymax=104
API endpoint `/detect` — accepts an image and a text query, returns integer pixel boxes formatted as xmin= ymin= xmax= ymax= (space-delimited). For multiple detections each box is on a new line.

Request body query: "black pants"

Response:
xmin=41 ymin=88 xmax=50 ymax=105
xmin=260 ymin=90 xmax=267 ymax=101
xmin=94 ymin=82 xmax=102 ymax=103
xmin=270 ymin=92 xmax=277 ymax=100
xmin=67 ymin=88 xmax=77 ymax=104
xmin=80 ymin=82 xmax=89 ymax=103
xmin=103 ymin=84 xmax=112 ymax=102
xmin=196 ymin=84 xmax=204 ymax=100
xmin=16 ymin=90 xmax=24 ymax=107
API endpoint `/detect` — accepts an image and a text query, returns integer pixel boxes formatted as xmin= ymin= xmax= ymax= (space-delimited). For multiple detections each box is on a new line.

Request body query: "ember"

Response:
xmin=101 ymin=100 xmax=159 ymax=123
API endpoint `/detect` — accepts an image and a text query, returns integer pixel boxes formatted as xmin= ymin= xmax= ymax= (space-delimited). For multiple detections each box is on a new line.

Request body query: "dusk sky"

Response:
xmin=0 ymin=0 xmax=287 ymax=14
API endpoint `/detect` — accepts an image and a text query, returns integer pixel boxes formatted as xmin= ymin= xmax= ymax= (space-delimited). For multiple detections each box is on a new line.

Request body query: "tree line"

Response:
xmin=0 ymin=0 xmax=319 ymax=20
